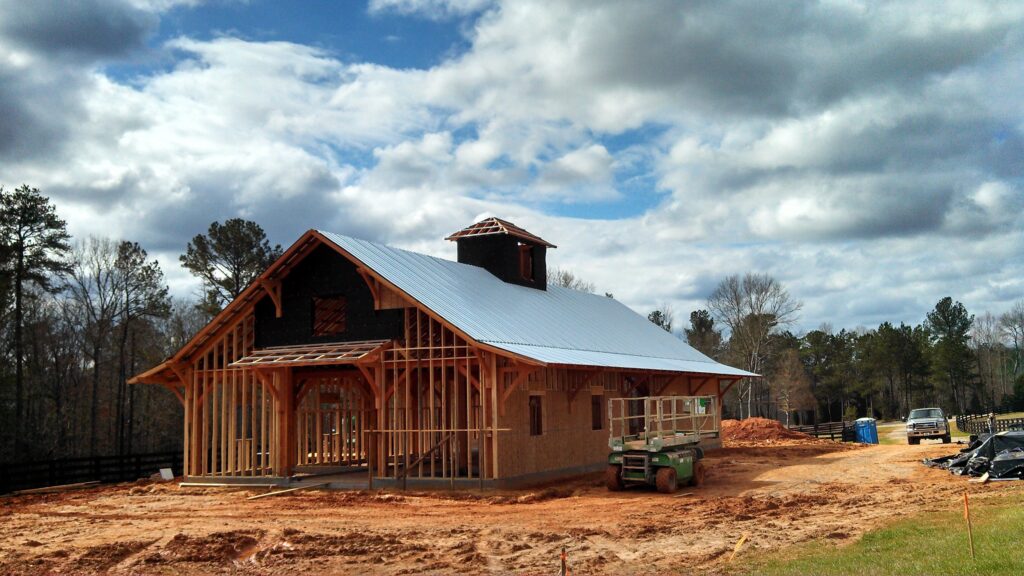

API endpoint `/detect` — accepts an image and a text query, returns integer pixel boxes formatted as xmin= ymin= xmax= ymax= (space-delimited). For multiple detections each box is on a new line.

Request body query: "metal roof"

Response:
xmin=319 ymin=230 xmax=757 ymax=378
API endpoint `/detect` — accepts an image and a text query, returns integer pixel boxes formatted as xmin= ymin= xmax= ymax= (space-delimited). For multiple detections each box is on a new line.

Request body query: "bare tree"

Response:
xmin=67 ymin=238 xmax=121 ymax=455
xmin=1001 ymin=300 xmax=1024 ymax=377
xmin=770 ymin=348 xmax=815 ymax=426
xmin=547 ymin=267 xmax=595 ymax=293
xmin=708 ymin=273 xmax=802 ymax=418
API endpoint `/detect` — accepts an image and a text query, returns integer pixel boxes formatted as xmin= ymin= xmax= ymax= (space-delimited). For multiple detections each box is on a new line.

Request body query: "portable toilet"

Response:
xmin=854 ymin=417 xmax=879 ymax=444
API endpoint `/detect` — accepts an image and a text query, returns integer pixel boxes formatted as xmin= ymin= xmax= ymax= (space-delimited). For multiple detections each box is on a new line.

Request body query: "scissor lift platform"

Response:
xmin=606 ymin=396 xmax=718 ymax=493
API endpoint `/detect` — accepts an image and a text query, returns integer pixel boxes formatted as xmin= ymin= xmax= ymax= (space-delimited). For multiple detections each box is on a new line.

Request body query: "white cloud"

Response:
xmin=368 ymin=0 xmax=492 ymax=19
xmin=1 ymin=0 xmax=1023 ymax=333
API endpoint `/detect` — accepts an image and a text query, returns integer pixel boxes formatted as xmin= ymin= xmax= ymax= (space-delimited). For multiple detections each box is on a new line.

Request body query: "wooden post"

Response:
xmin=489 ymin=351 xmax=499 ymax=480
xmin=964 ymin=490 xmax=975 ymax=560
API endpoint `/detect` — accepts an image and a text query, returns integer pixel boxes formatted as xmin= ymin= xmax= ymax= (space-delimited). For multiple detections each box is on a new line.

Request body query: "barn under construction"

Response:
xmin=131 ymin=217 xmax=754 ymax=487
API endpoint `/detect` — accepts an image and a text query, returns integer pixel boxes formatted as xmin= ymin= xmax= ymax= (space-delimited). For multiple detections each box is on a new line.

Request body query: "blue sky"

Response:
xmin=155 ymin=1 xmax=471 ymax=70
xmin=1 ymin=0 xmax=1022 ymax=335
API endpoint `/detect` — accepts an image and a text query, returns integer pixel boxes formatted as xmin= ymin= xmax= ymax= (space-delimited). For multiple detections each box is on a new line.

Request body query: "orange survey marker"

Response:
xmin=963 ymin=490 xmax=975 ymax=560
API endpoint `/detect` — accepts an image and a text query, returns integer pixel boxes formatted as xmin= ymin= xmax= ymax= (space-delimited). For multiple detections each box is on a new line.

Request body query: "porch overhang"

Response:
xmin=227 ymin=339 xmax=393 ymax=369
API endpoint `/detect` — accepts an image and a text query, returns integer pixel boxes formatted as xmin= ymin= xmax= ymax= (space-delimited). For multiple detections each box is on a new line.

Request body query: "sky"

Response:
xmin=1 ymin=0 xmax=1022 ymax=334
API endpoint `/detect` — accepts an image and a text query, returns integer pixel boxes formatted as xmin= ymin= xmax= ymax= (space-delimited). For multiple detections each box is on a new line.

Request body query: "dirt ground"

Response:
xmin=2 ymin=438 xmax=1021 ymax=575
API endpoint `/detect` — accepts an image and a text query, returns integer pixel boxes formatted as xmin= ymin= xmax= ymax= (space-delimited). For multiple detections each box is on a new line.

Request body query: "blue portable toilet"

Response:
xmin=854 ymin=417 xmax=879 ymax=444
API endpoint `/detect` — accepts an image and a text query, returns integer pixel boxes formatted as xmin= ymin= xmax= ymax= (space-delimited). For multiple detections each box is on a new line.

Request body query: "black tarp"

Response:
xmin=923 ymin=431 xmax=1024 ymax=479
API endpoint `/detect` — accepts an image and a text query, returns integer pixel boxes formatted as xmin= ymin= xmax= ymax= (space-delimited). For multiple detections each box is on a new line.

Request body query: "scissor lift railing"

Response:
xmin=608 ymin=396 xmax=719 ymax=452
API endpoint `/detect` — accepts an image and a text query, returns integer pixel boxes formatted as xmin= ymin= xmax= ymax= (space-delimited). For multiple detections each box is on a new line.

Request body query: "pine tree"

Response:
xmin=0 ymin=185 xmax=71 ymax=458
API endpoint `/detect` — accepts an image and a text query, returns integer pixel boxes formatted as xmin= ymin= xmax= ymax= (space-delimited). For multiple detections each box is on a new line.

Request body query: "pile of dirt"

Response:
xmin=721 ymin=417 xmax=818 ymax=443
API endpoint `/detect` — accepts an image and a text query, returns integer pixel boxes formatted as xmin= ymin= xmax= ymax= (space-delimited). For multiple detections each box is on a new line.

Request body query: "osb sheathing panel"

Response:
xmin=497 ymin=372 xmax=723 ymax=480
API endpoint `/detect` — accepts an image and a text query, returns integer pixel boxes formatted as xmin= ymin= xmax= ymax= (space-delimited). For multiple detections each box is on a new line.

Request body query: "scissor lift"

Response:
xmin=605 ymin=396 xmax=718 ymax=493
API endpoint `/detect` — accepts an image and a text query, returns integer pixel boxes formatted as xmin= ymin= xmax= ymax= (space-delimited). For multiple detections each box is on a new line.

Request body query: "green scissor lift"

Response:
xmin=605 ymin=395 xmax=718 ymax=494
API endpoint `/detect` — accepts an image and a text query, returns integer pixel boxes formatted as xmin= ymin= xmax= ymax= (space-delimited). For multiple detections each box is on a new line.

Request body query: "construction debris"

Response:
xmin=923 ymin=431 xmax=1024 ymax=480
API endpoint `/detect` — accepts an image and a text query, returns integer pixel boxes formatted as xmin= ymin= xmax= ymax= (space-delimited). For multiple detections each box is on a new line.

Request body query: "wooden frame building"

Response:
xmin=131 ymin=218 xmax=754 ymax=487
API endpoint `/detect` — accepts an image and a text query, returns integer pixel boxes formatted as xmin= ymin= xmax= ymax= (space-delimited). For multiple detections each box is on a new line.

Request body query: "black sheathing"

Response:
xmin=254 ymin=244 xmax=404 ymax=348
xmin=455 ymin=234 xmax=547 ymax=290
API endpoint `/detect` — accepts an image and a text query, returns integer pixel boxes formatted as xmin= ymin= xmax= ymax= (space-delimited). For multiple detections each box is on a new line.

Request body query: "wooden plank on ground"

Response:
xmin=179 ymin=482 xmax=280 ymax=488
xmin=246 ymin=482 xmax=329 ymax=500
xmin=11 ymin=481 xmax=100 ymax=495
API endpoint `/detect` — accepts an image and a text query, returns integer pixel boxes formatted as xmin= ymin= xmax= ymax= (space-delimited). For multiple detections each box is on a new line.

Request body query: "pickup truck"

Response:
xmin=906 ymin=407 xmax=951 ymax=444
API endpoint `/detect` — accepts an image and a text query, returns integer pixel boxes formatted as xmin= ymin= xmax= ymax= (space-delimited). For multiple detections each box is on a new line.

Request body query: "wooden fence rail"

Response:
xmin=787 ymin=421 xmax=853 ymax=441
xmin=1 ymin=451 xmax=183 ymax=495
xmin=956 ymin=413 xmax=1024 ymax=436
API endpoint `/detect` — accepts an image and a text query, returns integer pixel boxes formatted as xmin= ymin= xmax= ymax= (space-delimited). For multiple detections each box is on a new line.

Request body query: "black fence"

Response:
xmin=1 ymin=451 xmax=182 ymax=495
xmin=788 ymin=420 xmax=853 ymax=441
xmin=956 ymin=413 xmax=1024 ymax=436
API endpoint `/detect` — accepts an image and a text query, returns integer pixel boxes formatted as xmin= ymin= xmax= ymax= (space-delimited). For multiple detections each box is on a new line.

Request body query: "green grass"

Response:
xmin=734 ymin=495 xmax=1024 ymax=575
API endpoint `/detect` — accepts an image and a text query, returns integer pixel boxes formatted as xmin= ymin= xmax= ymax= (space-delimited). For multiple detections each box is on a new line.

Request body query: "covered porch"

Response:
xmin=136 ymin=309 xmax=526 ymax=486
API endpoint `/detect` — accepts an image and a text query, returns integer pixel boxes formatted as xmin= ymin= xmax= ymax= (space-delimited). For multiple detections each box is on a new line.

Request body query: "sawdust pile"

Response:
xmin=721 ymin=417 xmax=818 ymax=443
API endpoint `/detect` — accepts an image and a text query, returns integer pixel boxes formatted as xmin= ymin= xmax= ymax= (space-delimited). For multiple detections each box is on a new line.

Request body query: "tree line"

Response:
xmin=659 ymin=274 xmax=1024 ymax=423
xmin=0 ymin=185 xmax=279 ymax=464
xmin=4 ymin=184 xmax=1023 ymax=463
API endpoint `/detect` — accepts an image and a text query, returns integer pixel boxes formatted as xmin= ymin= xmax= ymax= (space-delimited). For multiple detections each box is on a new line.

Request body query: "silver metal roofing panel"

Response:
xmin=319 ymin=231 xmax=757 ymax=378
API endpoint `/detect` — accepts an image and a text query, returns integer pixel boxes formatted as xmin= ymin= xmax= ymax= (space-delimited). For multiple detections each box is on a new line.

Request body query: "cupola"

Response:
xmin=446 ymin=217 xmax=556 ymax=290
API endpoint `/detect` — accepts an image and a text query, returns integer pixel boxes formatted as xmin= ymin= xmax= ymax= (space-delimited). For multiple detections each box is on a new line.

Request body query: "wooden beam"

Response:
xmin=626 ymin=374 xmax=650 ymax=395
xmin=653 ymin=374 xmax=688 ymax=397
xmin=384 ymin=368 xmax=409 ymax=403
xmin=356 ymin=267 xmax=381 ymax=310
xmin=719 ymin=378 xmax=739 ymax=397
xmin=246 ymin=482 xmax=328 ymax=500
xmin=251 ymin=368 xmax=282 ymax=403
xmin=259 ymin=279 xmax=283 ymax=318
xmin=354 ymin=363 xmax=381 ymax=408
xmin=567 ymin=370 xmax=599 ymax=413
xmin=500 ymin=367 xmax=539 ymax=416
xmin=456 ymin=363 xmax=481 ymax=391
xmin=160 ymin=383 xmax=186 ymax=406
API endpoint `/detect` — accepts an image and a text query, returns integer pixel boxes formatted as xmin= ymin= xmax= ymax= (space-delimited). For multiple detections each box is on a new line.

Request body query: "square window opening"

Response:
xmin=312 ymin=295 xmax=348 ymax=337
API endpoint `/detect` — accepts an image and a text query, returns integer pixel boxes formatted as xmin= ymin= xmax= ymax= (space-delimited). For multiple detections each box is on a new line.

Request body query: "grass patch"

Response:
xmin=736 ymin=495 xmax=1024 ymax=575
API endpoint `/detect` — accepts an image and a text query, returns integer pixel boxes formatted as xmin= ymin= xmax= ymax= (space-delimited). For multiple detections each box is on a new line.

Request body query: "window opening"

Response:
xmin=312 ymin=295 xmax=348 ymax=337
xmin=519 ymin=243 xmax=534 ymax=281
xmin=529 ymin=395 xmax=543 ymax=436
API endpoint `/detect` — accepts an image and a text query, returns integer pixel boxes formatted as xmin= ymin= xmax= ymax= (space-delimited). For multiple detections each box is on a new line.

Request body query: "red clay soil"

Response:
xmin=720 ymin=417 xmax=819 ymax=443
xmin=3 ymin=441 xmax=1020 ymax=575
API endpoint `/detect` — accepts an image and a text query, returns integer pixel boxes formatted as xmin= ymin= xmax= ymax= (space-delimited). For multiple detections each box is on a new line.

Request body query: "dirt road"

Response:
xmin=1 ymin=440 xmax=1019 ymax=575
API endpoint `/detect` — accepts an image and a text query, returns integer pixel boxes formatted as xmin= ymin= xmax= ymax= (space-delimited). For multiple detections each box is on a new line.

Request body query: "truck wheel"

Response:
xmin=942 ymin=435 xmax=951 ymax=444
xmin=655 ymin=467 xmax=678 ymax=494
xmin=605 ymin=465 xmax=624 ymax=491
xmin=688 ymin=461 xmax=706 ymax=487
xmin=908 ymin=437 xmax=919 ymax=445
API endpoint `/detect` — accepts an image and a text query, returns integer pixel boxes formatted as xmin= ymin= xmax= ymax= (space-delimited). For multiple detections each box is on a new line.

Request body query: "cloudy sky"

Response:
xmin=1 ymin=0 xmax=1022 ymax=333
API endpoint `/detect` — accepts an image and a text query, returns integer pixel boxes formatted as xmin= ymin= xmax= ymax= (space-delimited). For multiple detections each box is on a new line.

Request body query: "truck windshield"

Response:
xmin=909 ymin=409 xmax=942 ymax=419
